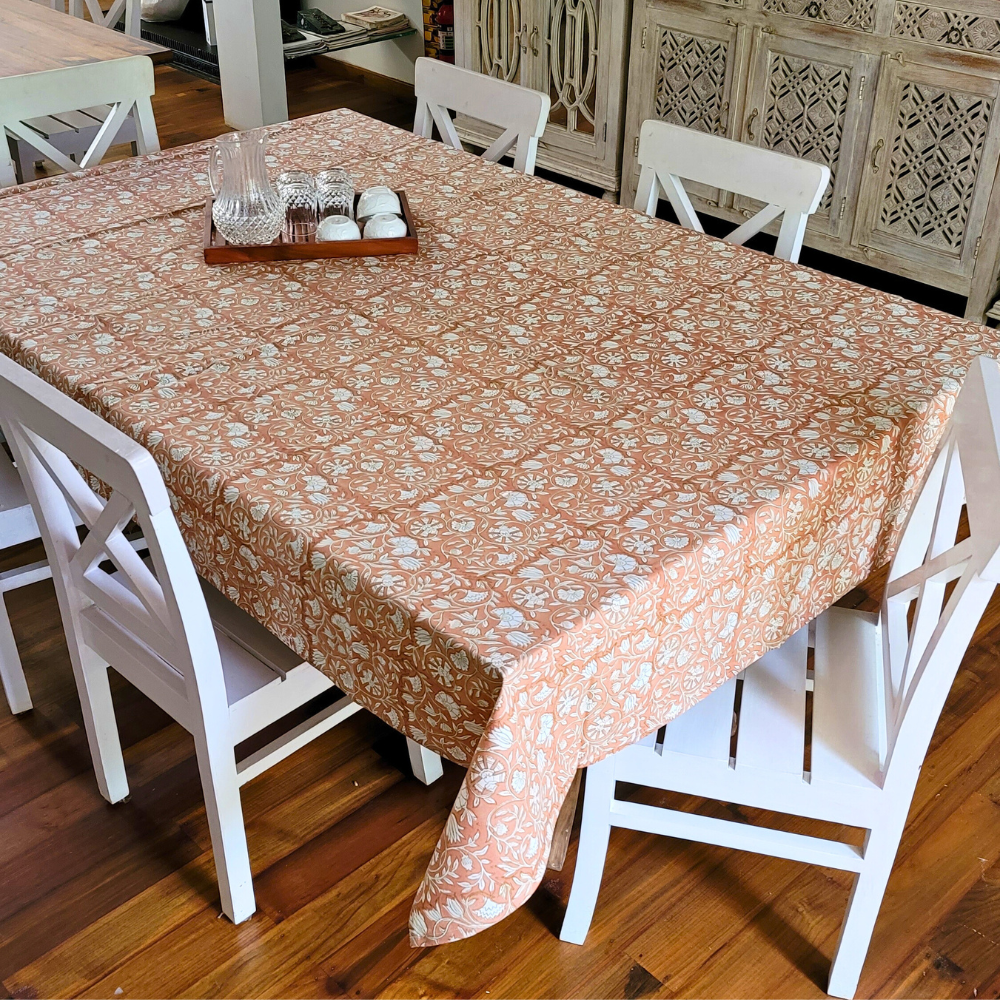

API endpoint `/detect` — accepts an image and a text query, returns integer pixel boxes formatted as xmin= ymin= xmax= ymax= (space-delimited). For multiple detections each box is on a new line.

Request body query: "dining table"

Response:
xmin=2 ymin=108 xmax=999 ymax=947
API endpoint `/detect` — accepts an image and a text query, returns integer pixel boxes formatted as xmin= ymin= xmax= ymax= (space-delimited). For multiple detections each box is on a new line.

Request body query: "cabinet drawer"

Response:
xmin=891 ymin=3 xmax=1000 ymax=57
xmin=762 ymin=0 xmax=876 ymax=33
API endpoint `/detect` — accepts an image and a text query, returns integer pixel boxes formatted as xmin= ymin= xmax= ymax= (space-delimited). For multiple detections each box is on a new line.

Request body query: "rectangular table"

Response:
xmin=2 ymin=109 xmax=999 ymax=946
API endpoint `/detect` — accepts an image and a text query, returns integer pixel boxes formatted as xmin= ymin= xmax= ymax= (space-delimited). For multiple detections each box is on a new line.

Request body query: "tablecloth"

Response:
xmin=2 ymin=109 xmax=999 ymax=945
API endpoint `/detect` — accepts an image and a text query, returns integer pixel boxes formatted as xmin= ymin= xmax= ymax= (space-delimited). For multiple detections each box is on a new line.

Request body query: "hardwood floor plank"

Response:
xmin=185 ymin=818 xmax=447 ymax=999
xmin=879 ymin=859 xmax=1000 ymax=999
xmin=0 ymin=820 xmax=202 ymax=983
xmin=78 ymin=896 xmax=278 ymax=1000
xmin=321 ymin=898 xmax=427 ymax=1000
xmin=251 ymin=764 xmax=464 ymax=923
xmin=0 ymin=723 xmax=193 ymax=866
xmin=4 ymin=742 xmax=407 ymax=998
xmin=4 ymin=854 xmax=222 ymax=1000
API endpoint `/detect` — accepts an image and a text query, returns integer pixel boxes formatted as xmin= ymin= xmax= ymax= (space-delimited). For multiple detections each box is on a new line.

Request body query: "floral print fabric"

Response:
xmin=2 ymin=109 xmax=999 ymax=945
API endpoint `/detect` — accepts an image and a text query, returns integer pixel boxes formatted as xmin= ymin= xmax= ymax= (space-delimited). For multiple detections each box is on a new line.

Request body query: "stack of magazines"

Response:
xmin=320 ymin=21 xmax=369 ymax=50
xmin=342 ymin=6 xmax=411 ymax=36
xmin=281 ymin=23 xmax=329 ymax=58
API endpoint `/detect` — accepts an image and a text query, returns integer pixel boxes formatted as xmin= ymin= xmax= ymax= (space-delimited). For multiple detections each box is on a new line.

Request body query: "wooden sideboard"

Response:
xmin=453 ymin=0 xmax=632 ymax=198
xmin=620 ymin=0 xmax=1000 ymax=321
xmin=454 ymin=0 xmax=1000 ymax=320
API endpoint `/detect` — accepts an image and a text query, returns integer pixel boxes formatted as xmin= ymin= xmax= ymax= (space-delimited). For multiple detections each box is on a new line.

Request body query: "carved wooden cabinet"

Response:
xmin=454 ymin=0 xmax=632 ymax=196
xmin=622 ymin=0 xmax=1000 ymax=321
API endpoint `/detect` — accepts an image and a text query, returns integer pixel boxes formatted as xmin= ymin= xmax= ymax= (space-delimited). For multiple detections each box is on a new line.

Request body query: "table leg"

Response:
xmin=546 ymin=768 xmax=583 ymax=871
xmin=213 ymin=0 xmax=288 ymax=130
xmin=0 ymin=131 xmax=18 ymax=188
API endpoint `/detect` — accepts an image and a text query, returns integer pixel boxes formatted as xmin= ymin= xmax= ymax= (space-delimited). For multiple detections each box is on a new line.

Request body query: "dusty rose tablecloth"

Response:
xmin=2 ymin=109 xmax=999 ymax=945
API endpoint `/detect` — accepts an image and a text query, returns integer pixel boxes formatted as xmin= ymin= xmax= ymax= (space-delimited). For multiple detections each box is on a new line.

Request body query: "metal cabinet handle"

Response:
xmin=716 ymin=99 xmax=730 ymax=134
xmin=530 ymin=26 xmax=539 ymax=55
xmin=871 ymin=137 xmax=885 ymax=173
xmin=518 ymin=25 xmax=528 ymax=51
xmin=889 ymin=50 xmax=905 ymax=64
xmin=746 ymin=107 xmax=759 ymax=141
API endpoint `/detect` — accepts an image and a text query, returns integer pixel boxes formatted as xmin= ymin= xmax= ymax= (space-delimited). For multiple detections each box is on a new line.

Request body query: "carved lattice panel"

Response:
xmin=762 ymin=0 xmax=875 ymax=32
xmin=892 ymin=3 xmax=1000 ymax=55
xmin=877 ymin=82 xmax=993 ymax=253
xmin=760 ymin=54 xmax=853 ymax=213
xmin=476 ymin=0 xmax=522 ymax=82
xmin=546 ymin=0 xmax=600 ymax=139
xmin=653 ymin=28 xmax=731 ymax=134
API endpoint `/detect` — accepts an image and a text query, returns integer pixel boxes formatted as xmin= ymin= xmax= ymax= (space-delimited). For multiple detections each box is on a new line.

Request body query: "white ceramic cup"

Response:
xmin=317 ymin=215 xmax=362 ymax=241
xmin=364 ymin=213 xmax=408 ymax=239
xmin=356 ymin=185 xmax=401 ymax=222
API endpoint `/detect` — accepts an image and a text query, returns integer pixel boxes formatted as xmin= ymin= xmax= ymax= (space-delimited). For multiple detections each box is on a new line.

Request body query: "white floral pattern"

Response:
xmin=1 ymin=109 xmax=999 ymax=946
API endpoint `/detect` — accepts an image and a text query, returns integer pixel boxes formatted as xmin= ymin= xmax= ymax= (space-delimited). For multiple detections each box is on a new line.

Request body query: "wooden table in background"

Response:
xmin=0 ymin=0 xmax=168 ymax=186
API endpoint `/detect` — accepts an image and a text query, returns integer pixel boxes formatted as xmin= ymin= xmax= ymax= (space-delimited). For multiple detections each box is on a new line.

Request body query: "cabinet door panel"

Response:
xmin=622 ymin=6 xmax=742 ymax=208
xmin=456 ymin=0 xmax=528 ymax=85
xmin=737 ymin=32 xmax=872 ymax=240
xmin=650 ymin=14 xmax=739 ymax=138
xmin=855 ymin=59 xmax=1000 ymax=277
xmin=539 ymin=0 xmax=612 ymax=160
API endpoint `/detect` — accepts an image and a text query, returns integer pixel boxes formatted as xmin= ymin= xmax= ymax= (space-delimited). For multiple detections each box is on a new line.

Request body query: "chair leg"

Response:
xmin=132 ymin=97 xmax=160 ymax=155
xmin=194 ymin=727 xmax=256 ymax=923
xmin=413 ymin=99 xmax=433 ymax=140
xmin=73 ymin=646 xmax=130 ymax=803
xmin=0 ymin=592 xmax=31 ymax=714
xmin=560 ymin=756 xmax=616 ymax=945
xmin=827 ymin=823 xmax=905 ymax=999
xmin=406 ymin=738 xmax=443 ymax=785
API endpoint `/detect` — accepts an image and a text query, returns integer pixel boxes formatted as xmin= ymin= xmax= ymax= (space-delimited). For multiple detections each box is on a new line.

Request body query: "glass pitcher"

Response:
xmin=208 ymin=129 xmax=284 ymax=245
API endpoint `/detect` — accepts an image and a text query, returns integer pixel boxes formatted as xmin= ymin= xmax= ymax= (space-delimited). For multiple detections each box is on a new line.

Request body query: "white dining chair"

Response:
xmin=0 ymin=447 xmax=50 ymax=715
xmin=0 ymin=354 xmax=441 ymax=922
xmin=561 ymin=355 xmax=1000 ymax=999
xmin=10 ymin=1 xmax=144 ymax=184
xmin=413 ymin=56 xmax=550 ymax=176
xmin=634 ymin=119 xmax=831 ymax=263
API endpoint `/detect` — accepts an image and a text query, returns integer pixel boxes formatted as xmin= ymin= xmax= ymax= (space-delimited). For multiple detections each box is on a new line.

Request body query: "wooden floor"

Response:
xmin=5 ymin=65 xmax=1000 ymax=1000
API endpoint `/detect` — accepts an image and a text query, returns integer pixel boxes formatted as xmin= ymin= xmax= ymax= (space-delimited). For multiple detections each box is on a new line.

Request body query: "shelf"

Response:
xmin=122 ymin=14 xmax=416 ymax=83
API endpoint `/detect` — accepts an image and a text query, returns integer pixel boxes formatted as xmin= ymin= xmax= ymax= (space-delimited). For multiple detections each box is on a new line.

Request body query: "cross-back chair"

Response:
xmin=634 ymin=119 xmax=831 ymax=263
xmin=0 ymin=354 xmax=441 ymax=923
xmin=413 ymin=56 xmax=550 ymax=175
xmin=561 ymin=355 xmax=1000 ymax=999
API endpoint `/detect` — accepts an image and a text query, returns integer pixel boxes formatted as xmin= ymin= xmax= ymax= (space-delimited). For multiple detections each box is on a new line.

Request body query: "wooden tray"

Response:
xmin=203 ymin=190 xmax=418 ymax=264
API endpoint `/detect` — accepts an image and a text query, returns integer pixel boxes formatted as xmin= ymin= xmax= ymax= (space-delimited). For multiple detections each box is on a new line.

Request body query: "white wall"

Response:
xmin=315 ymin=0 xmax=423 ymax=84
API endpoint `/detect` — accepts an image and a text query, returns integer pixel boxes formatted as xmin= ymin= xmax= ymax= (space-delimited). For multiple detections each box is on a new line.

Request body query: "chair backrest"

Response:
xmin=881 ymin=355 xmax=1000 ymax=780
xmin=59 ymin=0 xmax=141 ymax=37
xmin=634 ymin=120 xmax=831 ymax=263
xmin=0 ymin=354 xmax=226 ymax=717
xmin=413 ymin=57 xmax=551 ymax=175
